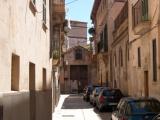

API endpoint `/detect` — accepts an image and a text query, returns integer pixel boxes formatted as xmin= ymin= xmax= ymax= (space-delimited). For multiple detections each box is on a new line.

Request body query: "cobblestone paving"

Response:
xmin=52 ymin=94 xmax=112 ymax=120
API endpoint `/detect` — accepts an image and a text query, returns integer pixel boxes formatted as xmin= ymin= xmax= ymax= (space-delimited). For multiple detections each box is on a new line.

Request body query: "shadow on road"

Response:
xmin=61 ymin=94 xmax=93 ymax=109
xmin=60 ymin=94 xmax=112 ymax=120
xmin=93 ymin=107 xmax=112 ymax=120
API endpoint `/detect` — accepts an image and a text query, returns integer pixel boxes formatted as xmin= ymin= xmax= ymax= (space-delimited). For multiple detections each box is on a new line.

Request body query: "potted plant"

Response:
xmin=52 ymin=50 xmax=60 ymax=65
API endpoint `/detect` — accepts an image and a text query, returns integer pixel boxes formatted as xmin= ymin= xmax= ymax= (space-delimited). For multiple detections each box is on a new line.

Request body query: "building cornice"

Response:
xmin=91 ymin=0 xmax=101 ymax=22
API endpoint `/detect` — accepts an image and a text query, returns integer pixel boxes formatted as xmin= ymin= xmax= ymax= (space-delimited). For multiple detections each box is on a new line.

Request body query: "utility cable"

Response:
xmin=65 ymin=0 xmax=79 ymax=5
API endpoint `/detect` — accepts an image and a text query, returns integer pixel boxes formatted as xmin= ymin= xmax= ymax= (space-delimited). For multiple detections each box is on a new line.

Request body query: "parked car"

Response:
xmin=90 ymin=86 xmax=105 ymax=106
xmin=152 ymin=114 xmax=160 ymax=120
xmin=96 ymin=88 xmax=123 ymax=112
xmin=111 ymin=97 xmax=160 ymax=120
xmin=83 ymin=85 xmax=101 ymax=102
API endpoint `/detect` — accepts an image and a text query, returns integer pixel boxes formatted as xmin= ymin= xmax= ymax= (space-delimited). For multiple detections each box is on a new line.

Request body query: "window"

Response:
xmin=119 ymin=47 xmax=123 ymax=67
xmin=133 ymin=0 xmax=148 ymax=27
xmin=42 ymin=68 xmax=47 ymax=90
xmin=43 ymin=0 xmax=46 ymax=24
xmin=75 ymin=49 xmax=82 ymax=60
xmin=97 ymin=24 xmax=108 ymax=53
xmin=104 ymin=24 xmax=108 ymax=52
xmin=138 ymin=47 xmax=141 ymax=67
xmin=11 ymin=54 xmax=20 ymax=91
xmin=152 ymin=39 xmax=157 ymax=81
xmin=114 ymin=53 xmax=117 ymax=67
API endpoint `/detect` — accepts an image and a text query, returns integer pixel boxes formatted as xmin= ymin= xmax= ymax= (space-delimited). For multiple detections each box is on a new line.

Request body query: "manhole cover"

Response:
xmin=62 ymin=115 xmax=75 ymax=117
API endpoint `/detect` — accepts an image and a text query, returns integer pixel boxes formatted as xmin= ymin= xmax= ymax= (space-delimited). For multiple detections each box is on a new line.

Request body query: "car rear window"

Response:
xmin=130 ymin=99 xmax=160 ymax=113
xmin=103 ymin=89 xmax=121 ymax=96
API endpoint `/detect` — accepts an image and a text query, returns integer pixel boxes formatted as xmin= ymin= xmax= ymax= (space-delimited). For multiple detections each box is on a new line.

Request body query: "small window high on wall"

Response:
xmin=75 ymin=49 xmax=82 ymax=60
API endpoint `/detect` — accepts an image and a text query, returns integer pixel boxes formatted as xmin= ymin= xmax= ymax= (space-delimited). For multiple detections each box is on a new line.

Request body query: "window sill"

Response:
xmin=29 ymin=0 xmax=37 ymax=15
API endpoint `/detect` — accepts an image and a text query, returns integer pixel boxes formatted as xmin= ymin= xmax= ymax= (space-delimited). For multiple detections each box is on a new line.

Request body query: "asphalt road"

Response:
xmin=52 ymin=94 xmax=112 ymax=120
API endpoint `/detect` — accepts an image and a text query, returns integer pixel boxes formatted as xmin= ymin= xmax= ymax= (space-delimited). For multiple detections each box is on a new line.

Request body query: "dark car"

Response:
xmin=152 ymin=114 xmax=160 ymax=120
xmin=111 ymin=97 xmax=160 ymax=120
xmin=96 ymin=88 xmax=123 ymax=112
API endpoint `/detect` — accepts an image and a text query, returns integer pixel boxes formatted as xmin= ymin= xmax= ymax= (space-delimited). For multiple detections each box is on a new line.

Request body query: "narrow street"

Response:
xmin=52 ymin=94 xmax=111 ymax=120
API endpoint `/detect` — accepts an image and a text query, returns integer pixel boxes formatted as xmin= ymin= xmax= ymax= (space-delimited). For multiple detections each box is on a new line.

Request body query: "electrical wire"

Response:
xmin=65 ymin=0 xmax=79 ymax=5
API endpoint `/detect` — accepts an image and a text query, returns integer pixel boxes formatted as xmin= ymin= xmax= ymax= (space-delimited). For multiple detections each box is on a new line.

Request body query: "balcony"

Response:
xmin=114 ymin=1 xmax=128 ymax=32
xmin=113 ymin=2 xmax=128 ymax=41
xmin=132 ymin=0 xmax=151 ymax=35
xmin=53 ymin=3 xmax=65 ymax=14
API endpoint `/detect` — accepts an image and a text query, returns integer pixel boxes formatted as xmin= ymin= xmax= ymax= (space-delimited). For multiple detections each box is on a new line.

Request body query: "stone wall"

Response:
xmin=0 ymin=0 xmax=52 ymax=119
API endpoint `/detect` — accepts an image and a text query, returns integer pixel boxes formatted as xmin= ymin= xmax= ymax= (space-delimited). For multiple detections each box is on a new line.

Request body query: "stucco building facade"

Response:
xmin=64 ymin=20 xmax=87 ymax=50
xmin=90 ymin=0 xmax=126 ymax=87
xmin=60 ymin=19 xmax=97 ymax=93
xmin=91 ymin=0 xmax=160 ymax=100
xmin=128 ymin=0 xmax=160 ymax=99
xmin=0 ymin=0 xmax=65 ymax=120
xmin=61 ymin=46 xmax=92 ymax=93
xmin=50 ymin=0 xmax=65 ymax=111
xmin=111 ymin=2 xmax=129 ymax=95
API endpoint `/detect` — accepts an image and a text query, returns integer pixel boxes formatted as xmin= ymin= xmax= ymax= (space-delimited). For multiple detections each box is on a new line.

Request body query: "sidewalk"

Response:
xmin=52 ymin=94 xmax=111 ymax=120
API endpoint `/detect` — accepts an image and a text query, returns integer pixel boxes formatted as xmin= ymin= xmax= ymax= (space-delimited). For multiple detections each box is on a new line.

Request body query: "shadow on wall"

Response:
xmin=61 ymin=94 xmax=93 ymax=109
xmin=1 ymin=90 xmax=52 ymax=120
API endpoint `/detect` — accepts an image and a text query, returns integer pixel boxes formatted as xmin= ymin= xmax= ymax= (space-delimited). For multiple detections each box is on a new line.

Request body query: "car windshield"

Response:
xmin=130 ymin=99 xmax=160 ymax=113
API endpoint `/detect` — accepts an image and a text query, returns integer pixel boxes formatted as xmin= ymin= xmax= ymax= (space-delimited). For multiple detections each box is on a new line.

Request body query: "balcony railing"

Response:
xmin=133 ymin=0 xmax=148 ymax=27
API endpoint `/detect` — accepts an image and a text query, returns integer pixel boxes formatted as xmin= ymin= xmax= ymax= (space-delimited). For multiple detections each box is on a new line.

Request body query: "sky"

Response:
xmin=65 ymin=0 xmax=94 ymax=39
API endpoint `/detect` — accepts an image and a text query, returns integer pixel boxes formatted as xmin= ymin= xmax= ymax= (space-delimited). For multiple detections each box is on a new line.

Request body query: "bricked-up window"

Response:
xmin=138 ymin=47 xmax=141 ymax=67
xmin=152 ymin=39 xmax=157 ymax=81
xmin=11 ymin=54 xmax=20 ymax=91
xmin=133 ymin=0 xmax=148 ymax=27
xmin=43 ymin=0 xmax=46 ymax=24
xmin=75 ymin=49 xmax=82 ymax=60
